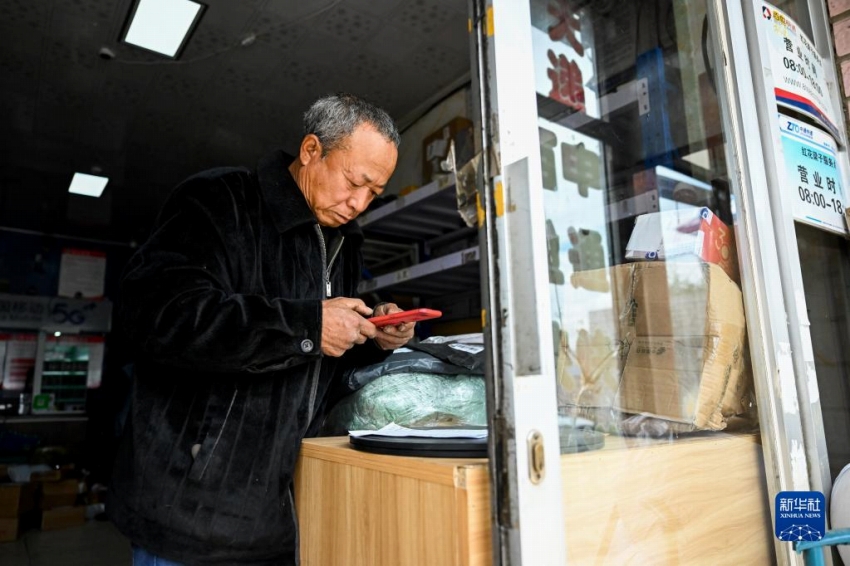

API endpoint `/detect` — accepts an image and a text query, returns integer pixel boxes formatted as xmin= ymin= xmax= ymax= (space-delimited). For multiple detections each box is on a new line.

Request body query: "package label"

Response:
xmin=779 ymin=115 xmax=846 ymax=234
xmin=758 ymin=3 xmax=840 ymax=139
xmin=625 ymin=207 xmax=739 ymax=282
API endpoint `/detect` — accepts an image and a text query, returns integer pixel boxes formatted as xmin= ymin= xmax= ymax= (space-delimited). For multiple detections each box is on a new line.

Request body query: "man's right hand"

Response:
xmin=321 ymin=298 xmax=377 ymax=357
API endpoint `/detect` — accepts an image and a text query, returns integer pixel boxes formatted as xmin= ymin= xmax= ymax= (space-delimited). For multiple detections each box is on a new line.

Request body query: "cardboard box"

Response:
xmin=623 ymin=261 xmax=748 ymax=430
xmin=625 ymin=207 xmax=739 ymax=282
xmin=0 ymin=517 xmax=19 ymax=542
xmin=561 ymin=261 xmax=750 ymax=432
xmin=30 ymin=469 xmax=61 ymax=482
xmin=422 ymin=117 xmax=474 ymax=184
xmin=0 ymin=483 xmax=35 ymax=518
xmin=39 ymin=479 xmax=79 ymax=509
xmin=40 ymin=506 xmax=85 ymax=531
xmin=558 ymin=264 xmax=641 ymax=431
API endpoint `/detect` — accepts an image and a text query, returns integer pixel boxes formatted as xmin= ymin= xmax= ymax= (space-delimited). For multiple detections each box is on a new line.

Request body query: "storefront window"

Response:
xmin=529 ymin=0 xmax=774 ymax=561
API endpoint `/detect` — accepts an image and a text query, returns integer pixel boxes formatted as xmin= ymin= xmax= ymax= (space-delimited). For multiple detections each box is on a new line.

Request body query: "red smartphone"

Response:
xmin=367 ymin=308 xmax=442 ymax=328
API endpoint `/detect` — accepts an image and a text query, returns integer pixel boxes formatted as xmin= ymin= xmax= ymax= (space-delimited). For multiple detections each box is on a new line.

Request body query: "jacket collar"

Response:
xmin=257 ymin=149 xmax=362 ymax=241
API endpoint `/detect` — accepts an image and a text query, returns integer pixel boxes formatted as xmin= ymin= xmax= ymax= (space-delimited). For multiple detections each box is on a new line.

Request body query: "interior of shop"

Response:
xmin=1 ymin=0 xmax=849 ymax=564
xmin=0 ymin=0 xmax=473 ymax=563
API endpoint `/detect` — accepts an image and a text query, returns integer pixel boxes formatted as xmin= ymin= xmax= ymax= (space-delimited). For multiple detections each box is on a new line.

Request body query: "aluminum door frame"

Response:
xmin=471 ymin=0 xmax=568 ymax=564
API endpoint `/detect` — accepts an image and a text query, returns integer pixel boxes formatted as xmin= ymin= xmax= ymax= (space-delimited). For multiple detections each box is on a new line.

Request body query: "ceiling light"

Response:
xmin=68 ymin=173 xmax=109 ymax=198
xmin=122 ymin=0 xmax=205 ymax=58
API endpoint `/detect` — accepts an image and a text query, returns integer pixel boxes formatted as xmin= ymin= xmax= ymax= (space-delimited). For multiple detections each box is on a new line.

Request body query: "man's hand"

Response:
xmin=321 ymin=298 xmax=377 ymax=357
xmin=371 ymin=302 xmax=416 ymax=351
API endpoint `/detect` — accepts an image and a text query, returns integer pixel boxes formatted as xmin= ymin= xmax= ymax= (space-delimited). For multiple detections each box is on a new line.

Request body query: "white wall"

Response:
xmin=387 ymin=87 xmax=471 ymax=195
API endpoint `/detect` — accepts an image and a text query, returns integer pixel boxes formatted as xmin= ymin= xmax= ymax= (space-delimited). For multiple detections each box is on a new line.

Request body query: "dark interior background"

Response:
xmin=0 ymin=0 xmax=471 ymax=484
xmin=0 ymin=0 xmax=470 ymax=246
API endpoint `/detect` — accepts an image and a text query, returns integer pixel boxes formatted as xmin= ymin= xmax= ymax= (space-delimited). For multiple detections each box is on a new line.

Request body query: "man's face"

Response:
xmin=299 ymin=123 xmax=398 ymax=227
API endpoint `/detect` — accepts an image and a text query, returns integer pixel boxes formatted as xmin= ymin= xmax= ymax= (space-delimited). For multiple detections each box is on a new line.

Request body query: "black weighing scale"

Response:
xmin=349 ymin=425 xmax=604 ymax=458
xmin=350 ymin=434 xmax=488 ymax=458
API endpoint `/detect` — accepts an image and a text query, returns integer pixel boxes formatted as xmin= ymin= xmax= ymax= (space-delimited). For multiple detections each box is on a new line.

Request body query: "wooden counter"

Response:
xmin=295 ymin=433 xmax=774 ymax=565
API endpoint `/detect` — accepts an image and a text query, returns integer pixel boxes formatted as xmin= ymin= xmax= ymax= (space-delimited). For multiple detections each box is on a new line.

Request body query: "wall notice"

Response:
xmin=779 ymin=115 xmax=847 ymax=235
xmin=758 ymin=2 xmax=840 ymax=141
xmin=58 ymin=248 xmax=106 ymax=299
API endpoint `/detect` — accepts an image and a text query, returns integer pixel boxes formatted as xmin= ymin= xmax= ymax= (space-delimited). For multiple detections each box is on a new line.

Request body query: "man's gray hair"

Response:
xmin=304 ymin=93 xmax=400 ymax=155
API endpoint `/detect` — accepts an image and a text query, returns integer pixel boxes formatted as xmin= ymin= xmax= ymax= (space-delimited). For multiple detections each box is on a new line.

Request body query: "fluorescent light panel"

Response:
xmin=69 ymin=173 xmax=109 ymax=197
xmin=124 ymin=0 xmax=203 ymax=57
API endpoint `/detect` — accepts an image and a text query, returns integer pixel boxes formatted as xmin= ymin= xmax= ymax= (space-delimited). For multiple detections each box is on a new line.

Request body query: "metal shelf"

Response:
xmin=358 ymin=246 xmax=480 ymax=297
xmin=359 ymin=180 xmax=465 ymax=240
xmin=361 ymin=238 xmax=419 ymax=274
xmin=1 ymin=414 xmax=88 ymax=424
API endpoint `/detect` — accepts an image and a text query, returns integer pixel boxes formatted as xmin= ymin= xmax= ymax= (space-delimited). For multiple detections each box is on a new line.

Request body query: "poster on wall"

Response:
xmin=779 ymin=114 xmax=847 ymax=235
xmin=58 ymin=248 xmax=106 ymax=299
xmin=756 ymin=2 xmax=841 ymax=141
xmin=2 ymin=334 xmax=37 ymax=391
xmin=0 ymin=335 xmax=7 ymax=388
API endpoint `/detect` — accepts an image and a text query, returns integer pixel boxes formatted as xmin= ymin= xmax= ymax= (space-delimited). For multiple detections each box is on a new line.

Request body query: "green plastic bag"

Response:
xmin=321 ymin=372 xmax=486 ymax=435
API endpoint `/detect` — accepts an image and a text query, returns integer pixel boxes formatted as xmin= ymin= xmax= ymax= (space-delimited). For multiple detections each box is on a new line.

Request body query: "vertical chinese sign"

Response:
xmin=756 ymin=2 xmax=847 ymax=235
xmin=758 ymin=3 xmax=840 ymax=140
xmin=545 ymin=0 xmax=585 ymax=112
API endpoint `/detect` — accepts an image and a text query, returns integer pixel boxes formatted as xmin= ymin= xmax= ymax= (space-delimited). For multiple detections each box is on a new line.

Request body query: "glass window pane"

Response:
xmin=528 ymin=0 xmax=774 ymax=561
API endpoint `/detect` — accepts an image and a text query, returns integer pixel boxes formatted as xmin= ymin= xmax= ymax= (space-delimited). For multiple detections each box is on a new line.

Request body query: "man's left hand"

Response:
xmin=371 ymin=303 xmax=416 ymax=351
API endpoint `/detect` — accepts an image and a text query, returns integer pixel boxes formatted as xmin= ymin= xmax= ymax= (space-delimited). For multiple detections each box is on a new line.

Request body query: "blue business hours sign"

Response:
xmin=779 ymin=114 xmax=847 ymax=235
xmin=775 ymin=491 xmax=825 ymax=542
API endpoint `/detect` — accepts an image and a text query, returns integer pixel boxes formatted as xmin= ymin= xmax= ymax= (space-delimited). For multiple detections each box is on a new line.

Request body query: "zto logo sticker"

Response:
xmin=775 ymin=491 xmax=825 ymax=542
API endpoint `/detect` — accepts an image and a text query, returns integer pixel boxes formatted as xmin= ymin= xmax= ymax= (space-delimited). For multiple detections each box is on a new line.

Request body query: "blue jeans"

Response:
xmin=132 ymin=546 xmax=185 ymax=566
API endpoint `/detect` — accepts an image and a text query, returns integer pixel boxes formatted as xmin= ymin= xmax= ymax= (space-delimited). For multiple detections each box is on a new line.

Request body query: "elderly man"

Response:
xmin=109 ymin=93 xmax=414 ymax=566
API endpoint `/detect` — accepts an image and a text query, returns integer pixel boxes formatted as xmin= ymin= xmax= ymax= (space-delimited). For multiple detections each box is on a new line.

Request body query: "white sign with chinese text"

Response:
xmin=779 ymin=114 xmax=847 ymax=235
xmin=58 ymin=248 xmax=106 ymax=299
xmin=531 ymin=0 xmax=598 ymax=119
xmin=757 ymin=2 xmax=840 ymax=140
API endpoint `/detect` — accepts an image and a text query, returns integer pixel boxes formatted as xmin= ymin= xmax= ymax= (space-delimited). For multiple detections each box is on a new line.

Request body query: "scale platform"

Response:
xmin=350 ymin=426 xmax=488 ymax=458
xmin=349 ymin=426 xmax=604 ymax=458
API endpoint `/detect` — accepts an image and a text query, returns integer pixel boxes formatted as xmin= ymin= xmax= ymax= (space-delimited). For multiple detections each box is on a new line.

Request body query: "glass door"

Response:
xmin=471 ymin=0 xmax=836 ymax=563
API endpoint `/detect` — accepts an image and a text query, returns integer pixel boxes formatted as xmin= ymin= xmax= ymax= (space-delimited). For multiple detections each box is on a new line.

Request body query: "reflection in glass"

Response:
xmin=528 ymin=0 xmax=773 ymax=562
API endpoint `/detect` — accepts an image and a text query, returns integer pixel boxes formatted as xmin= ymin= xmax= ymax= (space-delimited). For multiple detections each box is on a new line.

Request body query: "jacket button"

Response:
xmin=300 ymin=339 xmax=314 ymax=353
xmin=191 ymin=444 xmax=201 ymax=459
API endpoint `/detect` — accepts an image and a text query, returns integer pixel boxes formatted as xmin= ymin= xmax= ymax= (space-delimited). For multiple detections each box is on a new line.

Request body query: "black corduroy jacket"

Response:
xmin=108 ymin=150 xmax=389 ymax=565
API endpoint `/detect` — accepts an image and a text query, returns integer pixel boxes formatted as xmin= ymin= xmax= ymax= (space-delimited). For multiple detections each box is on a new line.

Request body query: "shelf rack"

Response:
xmin=358 ymin=179 xmax=464 ymax=239
xmin=358 ymin=246 xmax=480 ymax=296
xmin=357 ymin=180 xmax=480 ymax=297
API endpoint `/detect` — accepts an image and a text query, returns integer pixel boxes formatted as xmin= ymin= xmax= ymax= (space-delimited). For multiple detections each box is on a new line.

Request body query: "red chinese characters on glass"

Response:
xmin=546 ymin=50 xmax=585 ymax=112
xmin=547 ymin=0 xmax=584 ymax=56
